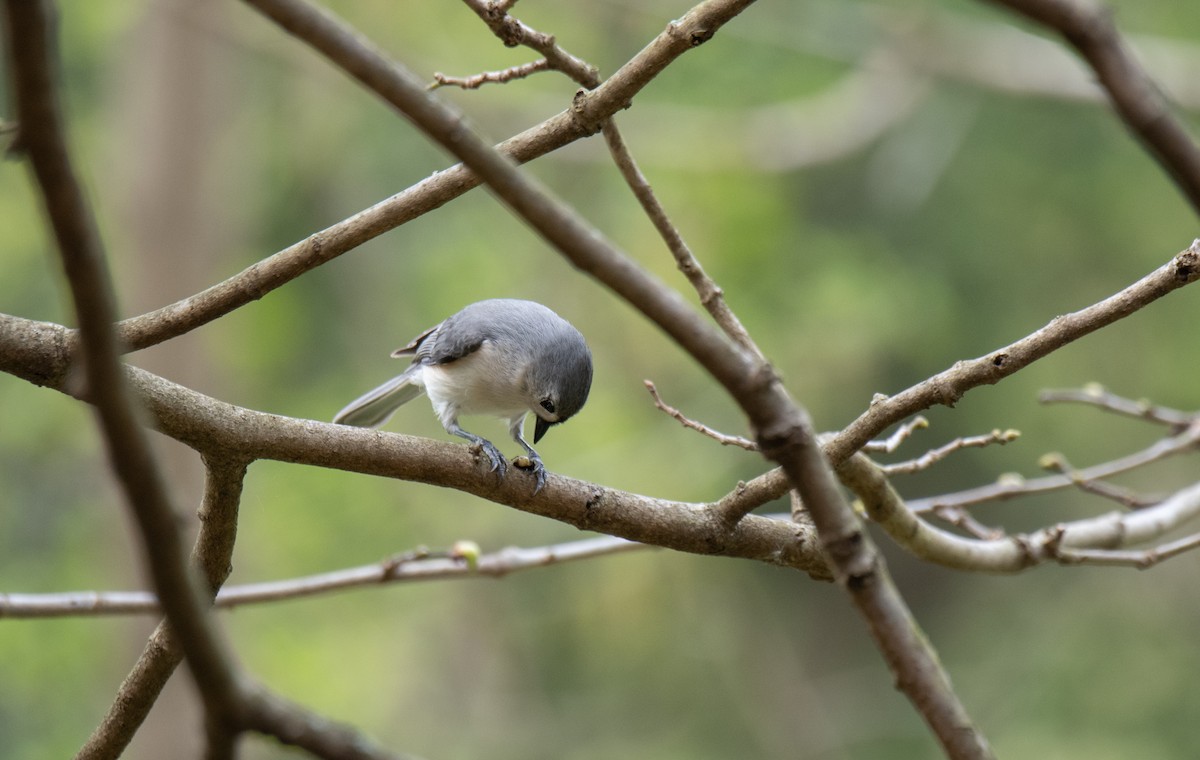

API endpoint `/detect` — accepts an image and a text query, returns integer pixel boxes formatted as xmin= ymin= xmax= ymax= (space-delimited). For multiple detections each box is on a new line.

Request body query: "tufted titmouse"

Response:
xmin=334 ymin=299 xmax=593 ymax=491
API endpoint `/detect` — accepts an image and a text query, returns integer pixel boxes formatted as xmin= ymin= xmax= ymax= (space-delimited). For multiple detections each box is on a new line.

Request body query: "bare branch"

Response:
xmin=0 ymin=315 xmax=831 ymax=579
xmin=4 ymin=536 xmax=644 ymax=619
xmin=862 ymin=416 xmax=929 ymax=454
xmin=908 ymin=418 xmax=1200 ymax=514
xmin=981 ymin=0 xmax=1200 ymax=216
xmin=3 ymin=0 xmax=242 ymax=727
xmin=828 ymin=241 xmax=1200 ymax=465
xmin=880 ymin=429 xmax=1020 ymax=476
xmin=1039 ymin=383 xmax=1194 ymax=429
xmin=429 ymin=59 xmax=551 ymax=90
xmin=1038 ymin=451 xmax=1160 ymax=509
xmin=840 ymin=454 xmax=1200 ymax=572
xmin=1054 ymin=532 xmax=1200 ymax=568
xmin=459 ymin=0 xmax=599 ymax=85
xmin=645 ymin=380 xmax=758 ymax=451
xmin=76 ymin=457 xmax=250 ymax=760
xmin=602 ymin=121 xmax=768 ymax=358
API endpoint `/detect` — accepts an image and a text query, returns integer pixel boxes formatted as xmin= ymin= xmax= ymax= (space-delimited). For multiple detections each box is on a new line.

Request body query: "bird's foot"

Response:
xmin=473 ymin=439 xmax=507 ymax=479
xmin=513 ymin=454 xmax=547 ymax=493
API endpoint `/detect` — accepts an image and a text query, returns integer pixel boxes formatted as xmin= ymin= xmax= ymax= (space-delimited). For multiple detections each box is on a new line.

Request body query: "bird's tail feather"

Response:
xmin=333 ymin=370 xmax=424 ymax=428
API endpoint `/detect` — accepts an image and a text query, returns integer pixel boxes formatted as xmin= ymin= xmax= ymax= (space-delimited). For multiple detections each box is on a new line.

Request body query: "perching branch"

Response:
xmin=0 ymin=314 xmax=831 ymax=580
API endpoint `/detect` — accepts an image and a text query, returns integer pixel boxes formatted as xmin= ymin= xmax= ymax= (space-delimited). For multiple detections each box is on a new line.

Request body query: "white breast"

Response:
xmin=420 ymin=341 xmax=529 ymax=419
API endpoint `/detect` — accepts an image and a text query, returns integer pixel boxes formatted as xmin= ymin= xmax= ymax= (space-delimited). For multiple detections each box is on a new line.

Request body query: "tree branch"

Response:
xmin=76 ymin=457 xmax=249 ymax=760
xmin=3 ymin=0 xmax=243 ymax=731
xmin=0 ymin=314 xmax=831 ymax=580
xmin=840 ymin=453 xmax=1200 ymax=572
xmin=5 ymin=536 xmax=643 ymax=619
xmin=827 ymin=241 xmax=1200 ymax=465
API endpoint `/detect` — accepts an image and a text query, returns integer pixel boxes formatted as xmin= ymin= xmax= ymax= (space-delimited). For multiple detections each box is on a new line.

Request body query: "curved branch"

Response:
xmin=839 ymin=453 xmax=1200 ymax=572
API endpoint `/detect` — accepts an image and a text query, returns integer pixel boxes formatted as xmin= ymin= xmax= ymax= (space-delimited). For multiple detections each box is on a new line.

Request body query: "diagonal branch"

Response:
xmin=827 ymin=241 xmax=1200 ymax=465
xmin=3 ymin=0 xmax=243 ymax=730
xmin=76 ymin=457 xmax=250 ymax=760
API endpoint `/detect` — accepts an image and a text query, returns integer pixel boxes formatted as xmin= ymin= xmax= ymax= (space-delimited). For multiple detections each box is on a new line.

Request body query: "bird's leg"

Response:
xmin=509 ymin=414 xmax=546 ymax=493
xmin=446 ymin=422 xmax=507 ymax=478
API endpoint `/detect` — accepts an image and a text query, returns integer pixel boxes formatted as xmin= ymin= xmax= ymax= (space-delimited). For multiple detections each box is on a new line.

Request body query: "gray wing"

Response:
xmin=399 ymin=308 xmax=498 ymax=366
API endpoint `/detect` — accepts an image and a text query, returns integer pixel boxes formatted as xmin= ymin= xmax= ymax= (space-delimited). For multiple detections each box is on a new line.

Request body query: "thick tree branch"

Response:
xmin=0 ymin=314 xmax=830 ymax=579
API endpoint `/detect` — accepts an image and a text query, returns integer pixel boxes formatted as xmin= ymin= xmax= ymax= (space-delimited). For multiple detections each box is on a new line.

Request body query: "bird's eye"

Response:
xmin=540 ymin=398 xmax=556 ymax=414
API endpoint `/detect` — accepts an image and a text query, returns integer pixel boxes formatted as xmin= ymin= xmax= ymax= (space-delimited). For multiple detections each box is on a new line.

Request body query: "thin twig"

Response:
xmin=1039 ymin=383 xmax=1194 ymax=429
xmin=880 ymin=429 xmax=1019 ymax=476
xmin=644 ymin=379 xmax=758 ymax=451
xmin=2 ymin=536 xmax=645 ymax=619
xmin=1053 ymin=532 xmax=1200 ymax=568
xmin=601 ymin=121 xmax=768 ymax=359
xmin=459 ymin=0 xmax=598 ymax=84
xmin=908 ymin=418 xmax=1200 ymax=513
xmin=862 ymin=416 xmax=929 ymax=453
xmin=1038 ymin=451 xmax=1160 ymax=509
xmin=428 ymin=59 xmax=550 ymax=90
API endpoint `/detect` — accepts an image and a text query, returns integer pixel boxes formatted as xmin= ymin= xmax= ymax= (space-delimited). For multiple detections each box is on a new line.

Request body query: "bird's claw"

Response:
xmin=514 ymin=455 xmax=547 ymax=494
xmin=475 ymin=440 xmax=507 ymax=478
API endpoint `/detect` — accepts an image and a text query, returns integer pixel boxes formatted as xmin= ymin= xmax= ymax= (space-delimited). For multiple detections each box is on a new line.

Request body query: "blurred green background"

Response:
xmin=3 ymin=0 xmax=1200 ymax=758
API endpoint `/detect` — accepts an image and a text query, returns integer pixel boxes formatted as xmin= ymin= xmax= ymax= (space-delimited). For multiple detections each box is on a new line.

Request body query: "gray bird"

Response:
xmin=334 ymin=299 xmax=593 ymax=491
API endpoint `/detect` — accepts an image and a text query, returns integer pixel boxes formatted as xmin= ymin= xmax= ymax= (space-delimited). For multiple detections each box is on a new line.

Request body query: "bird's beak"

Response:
xmin=534 ymin=416 xmax=552 ymax=444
